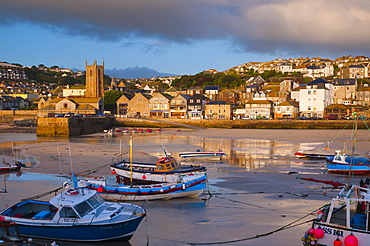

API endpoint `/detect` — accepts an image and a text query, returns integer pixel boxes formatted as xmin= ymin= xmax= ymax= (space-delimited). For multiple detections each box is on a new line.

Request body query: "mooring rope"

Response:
xmin=185 ymin=204 xmax=328 ymax=245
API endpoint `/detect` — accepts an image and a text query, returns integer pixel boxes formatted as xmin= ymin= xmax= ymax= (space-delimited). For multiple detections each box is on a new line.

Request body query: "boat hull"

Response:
xmin=179 ymin=151 xmax=226 ymax=158
xmin=111 ymin=162 xmax=206 ymax=184
xmin=312 ymin=221 xmax=370 ymax=245
xmin=9 ymin=216 xmax=144 ymax=242
xmin=88 ymin=175 xmax=207 ymax=201
xmin=326 ymin=157 xmax=370 ymax=174
xmin=0 ymin=166 xmax=21 ymax=172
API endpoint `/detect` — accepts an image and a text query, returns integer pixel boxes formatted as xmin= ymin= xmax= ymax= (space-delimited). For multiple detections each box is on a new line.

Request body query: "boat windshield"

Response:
xmin=74 ymin=201 xmax=93 ymax=217
xmin=73 ymin=194 xmax=105 ymax=218
xmin=157 ymin=164 xmax=166 ymax=170
xmin=89 ymin=194 xmax=105 ymax=208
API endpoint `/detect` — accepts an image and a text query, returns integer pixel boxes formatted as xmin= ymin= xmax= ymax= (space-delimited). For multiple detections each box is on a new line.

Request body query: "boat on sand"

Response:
xmin=0 ymin=184 xmax=146 ymax=242
xmin=84 ymin=173 xmax=207 ymax=201
xmin=179 ymin=149 xmax=227 ymax=159
xmin=303 ymin=182 xmax=370 ymax=246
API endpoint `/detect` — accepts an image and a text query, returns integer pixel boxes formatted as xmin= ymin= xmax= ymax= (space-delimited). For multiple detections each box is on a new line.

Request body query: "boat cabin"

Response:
xmin=155 ymin=156 xmax=179 ymax=172
xmin=332 ymin=150 xmax=348 ymax=164
xmin=322 ymin=185 xmax=370 ymax=231
xmin=1 ymin=188 xmax=106 ymax=221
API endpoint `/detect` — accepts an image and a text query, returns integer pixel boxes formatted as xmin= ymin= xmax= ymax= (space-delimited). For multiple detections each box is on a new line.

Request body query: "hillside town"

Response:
xmin=1 ymin=55 xmax=370 ymax=120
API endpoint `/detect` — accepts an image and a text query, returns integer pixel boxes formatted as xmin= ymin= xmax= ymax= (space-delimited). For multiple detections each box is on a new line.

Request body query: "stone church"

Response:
xmin=38 ymin=61 xmax=104 ymax=116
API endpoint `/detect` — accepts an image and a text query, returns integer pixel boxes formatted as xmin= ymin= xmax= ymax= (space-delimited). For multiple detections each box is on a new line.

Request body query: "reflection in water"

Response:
xmin=0 ymin=143 xmax=39 ymax=169
xmin=0 ymin=132 xmax=330 ymax=176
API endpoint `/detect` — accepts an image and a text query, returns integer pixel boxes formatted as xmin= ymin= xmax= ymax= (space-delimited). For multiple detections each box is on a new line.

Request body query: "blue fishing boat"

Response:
xmin=326 ymin=151 xmax=370 ymax=174
xmin=326 ymin=114 xmax=370 ymax=175
xmin=85 ymin=173 xmax=207 ymax=201
xmin=0 ymin=185 xmax=146 ymax=242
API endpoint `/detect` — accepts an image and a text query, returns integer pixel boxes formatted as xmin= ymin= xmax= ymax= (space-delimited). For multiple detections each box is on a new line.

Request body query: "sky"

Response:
xmin=1 ymin=0 xmax=370 ymax=79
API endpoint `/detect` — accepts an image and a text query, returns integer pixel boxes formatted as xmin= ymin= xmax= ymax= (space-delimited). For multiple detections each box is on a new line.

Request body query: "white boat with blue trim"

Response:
xmin=85 ymin=173 xmax=207 ymax=201
xmin=0 ymin=184 xmax=146 ymax=242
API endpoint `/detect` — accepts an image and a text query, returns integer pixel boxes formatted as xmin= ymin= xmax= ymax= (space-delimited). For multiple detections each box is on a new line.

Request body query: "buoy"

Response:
xmin=334 ymin=238 xmax=342 ymax=246
xmin=314 ymin=227 xmax=324 ymax=239
xmin=142 ymin=175 xmax=146 ymax=179
xmin=111 ymin=169 xmax=116 ymax=174
xmin=344 ymin=234 xmax=358 ymax=246
xmin=66 ymin=188 xmax=79 ymax=195
xmin=308 ymin=228 xmax=316 ymax=234
xmin=97 ymin=186 xmax=104 ymax=193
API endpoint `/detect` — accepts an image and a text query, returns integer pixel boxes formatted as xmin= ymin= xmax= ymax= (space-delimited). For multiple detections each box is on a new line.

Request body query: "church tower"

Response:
xmin=85 ymin=60 xmax=104 ymax=98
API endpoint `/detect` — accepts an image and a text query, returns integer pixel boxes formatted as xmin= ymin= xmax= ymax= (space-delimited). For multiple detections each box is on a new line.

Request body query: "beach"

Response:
xmin=0 ymin=128 xmax=368 ymax=245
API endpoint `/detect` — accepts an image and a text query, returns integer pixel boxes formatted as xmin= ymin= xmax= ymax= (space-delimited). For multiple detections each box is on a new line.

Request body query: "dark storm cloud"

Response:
xmin=2 ymin=0 xmax=370 ymax=56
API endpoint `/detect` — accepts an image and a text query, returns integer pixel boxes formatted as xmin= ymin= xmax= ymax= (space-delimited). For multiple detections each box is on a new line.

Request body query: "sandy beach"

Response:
xmin=0 ymin=128 xmax=368 ymax=245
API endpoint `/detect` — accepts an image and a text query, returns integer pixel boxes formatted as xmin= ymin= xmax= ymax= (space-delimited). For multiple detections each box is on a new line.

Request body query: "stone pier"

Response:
xmin=36 ymin=117 xmax=114 ymax=137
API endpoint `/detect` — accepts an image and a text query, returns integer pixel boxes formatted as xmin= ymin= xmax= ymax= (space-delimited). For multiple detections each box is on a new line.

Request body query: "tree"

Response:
xmin=104 ymin=90 xmax=123 ymax=113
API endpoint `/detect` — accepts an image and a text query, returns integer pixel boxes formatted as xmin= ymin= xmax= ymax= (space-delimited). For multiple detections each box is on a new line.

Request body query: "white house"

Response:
xmin=299 ymin=78 xmax=333 ymax=118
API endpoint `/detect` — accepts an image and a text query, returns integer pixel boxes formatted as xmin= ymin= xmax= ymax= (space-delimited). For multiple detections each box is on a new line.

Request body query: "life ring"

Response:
xmin=66 ymin=188 xmax=79 ymax=195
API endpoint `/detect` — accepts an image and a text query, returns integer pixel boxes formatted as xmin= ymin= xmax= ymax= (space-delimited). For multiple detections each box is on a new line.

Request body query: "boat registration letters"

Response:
xmin=322 ymin=227 xmax=344 ymax=237
xmin=100 ymin=224 xmax=122 ymax=230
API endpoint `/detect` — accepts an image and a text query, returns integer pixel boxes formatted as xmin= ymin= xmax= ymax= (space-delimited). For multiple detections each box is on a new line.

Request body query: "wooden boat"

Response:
xmin=110 ymin=137 xmax=206 ymax=185
xmin=326 ymin=151 xmax=370 ymax=174
xmin=111 ymin=155 xmax=206 ymax=185
xmin=84 ymin=173 xmax=207 ymax=201
xmin=0 ymin=185 xmax=146 ymax=242
xmin=303 ymin=183 xmax=370 ymax=246
xmin=179 ymin=149 xmax=227 ymax=159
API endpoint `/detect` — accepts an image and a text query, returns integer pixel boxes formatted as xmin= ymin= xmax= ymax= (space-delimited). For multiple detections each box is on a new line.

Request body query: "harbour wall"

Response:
xmin=36 ymin=117 xmax=115 ymax=137
xmin=115 ymin=118 xmax=370 ymax=129
xmin=0 ymin=110 xmax=38 ymax=122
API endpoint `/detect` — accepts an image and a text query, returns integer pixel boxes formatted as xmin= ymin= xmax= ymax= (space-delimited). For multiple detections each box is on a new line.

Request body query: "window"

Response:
xmin=59 ymin=207 xmax=79 ymax=218
xmin=74 ymin=201 xmax=93 ymax=217
xmin=197 ymin=99 xmax=200 ymax=103
xmin=190 ymin=99 xmax=193 ymax=103
xmin=308 ymin=91 xmax=311 ymax=95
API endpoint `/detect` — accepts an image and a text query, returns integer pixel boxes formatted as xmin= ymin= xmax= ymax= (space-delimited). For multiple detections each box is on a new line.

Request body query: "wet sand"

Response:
xmin=0 ymin=128 xmax=368 ymax=246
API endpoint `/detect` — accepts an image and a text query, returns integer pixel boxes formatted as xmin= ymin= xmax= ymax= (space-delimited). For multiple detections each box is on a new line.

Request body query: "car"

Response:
xmin=325 ymin=116 xmax=338 ymax=120
xmin=64 ymin=113 xmax=74 ymax=117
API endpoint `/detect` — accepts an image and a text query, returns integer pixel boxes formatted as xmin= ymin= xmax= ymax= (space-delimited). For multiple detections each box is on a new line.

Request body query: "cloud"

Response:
xmin=2 ymin=0 xmax=370 ymax=57
xmin=105 ymin=67 xmax=177 ymax=79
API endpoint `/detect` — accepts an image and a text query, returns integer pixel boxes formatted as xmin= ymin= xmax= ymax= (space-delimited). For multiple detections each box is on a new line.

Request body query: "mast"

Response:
xmin=347 ymin=113 xmax=358 ymax=184
xmin=129 ymin=136 xmax=133 ymax=183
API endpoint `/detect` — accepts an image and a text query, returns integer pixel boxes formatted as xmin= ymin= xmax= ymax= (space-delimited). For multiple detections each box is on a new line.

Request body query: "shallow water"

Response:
xmin=0 ymin=131 xmax=357 ymax=246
